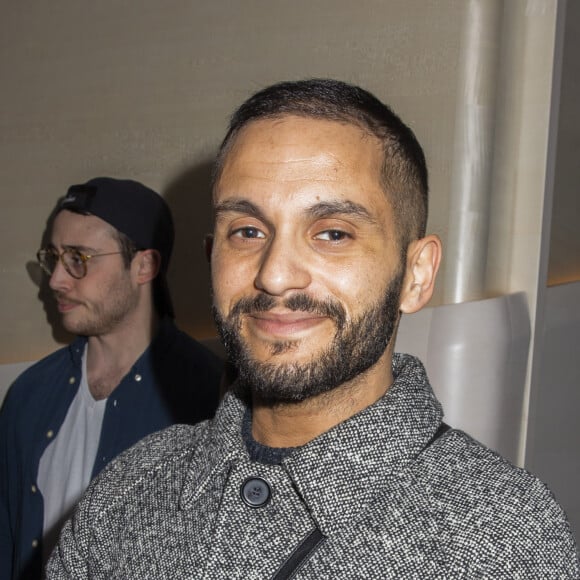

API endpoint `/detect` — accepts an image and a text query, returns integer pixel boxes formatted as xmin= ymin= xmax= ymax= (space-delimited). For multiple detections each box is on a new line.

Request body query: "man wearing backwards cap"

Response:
xmin=0 ymin=177 xmax=223 ymax=580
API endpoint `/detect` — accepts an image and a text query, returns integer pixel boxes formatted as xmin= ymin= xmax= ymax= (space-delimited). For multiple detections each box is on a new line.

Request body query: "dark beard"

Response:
xmin=213 ymin=270 xmax=404 ymax=404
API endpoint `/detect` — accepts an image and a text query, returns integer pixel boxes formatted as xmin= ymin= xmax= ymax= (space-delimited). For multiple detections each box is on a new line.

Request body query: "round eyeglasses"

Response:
xmin=37 ymin=247 xmax=123 ymax=280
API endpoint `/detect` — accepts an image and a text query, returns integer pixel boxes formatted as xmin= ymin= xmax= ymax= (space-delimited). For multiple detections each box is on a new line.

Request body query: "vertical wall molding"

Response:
xmin=443 ymin=0 xmax=503 ymax=304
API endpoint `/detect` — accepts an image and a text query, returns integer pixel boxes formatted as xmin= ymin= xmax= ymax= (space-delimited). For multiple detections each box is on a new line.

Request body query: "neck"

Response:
xmin=251 ymin=350 xmax=394 ymax=448
xmin=86 ymin=309 xmax=160 ymax=400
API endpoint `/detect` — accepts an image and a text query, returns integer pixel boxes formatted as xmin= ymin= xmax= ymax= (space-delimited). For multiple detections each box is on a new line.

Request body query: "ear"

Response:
xmin=204 ymin=234 xmax=214 ymax=263
xmin=134 ymin=249 xmax=161 ymax=285
xmin=399 ymin=234 xmax=442 ymax=314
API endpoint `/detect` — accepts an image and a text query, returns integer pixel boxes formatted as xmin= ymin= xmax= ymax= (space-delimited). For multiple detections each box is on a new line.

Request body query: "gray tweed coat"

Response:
xmin=47 ymin=354 xmax=579 ymax=579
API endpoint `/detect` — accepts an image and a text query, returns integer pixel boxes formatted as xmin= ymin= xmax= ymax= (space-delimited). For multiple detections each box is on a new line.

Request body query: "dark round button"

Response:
xmin=241 ymin=477 xmax=271 ymax=508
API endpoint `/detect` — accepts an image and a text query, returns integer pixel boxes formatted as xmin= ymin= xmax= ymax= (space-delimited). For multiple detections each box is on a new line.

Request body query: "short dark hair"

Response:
xmin=213 ymin=79 xmax=429 ymax=248
xmin=112 ymin=228 xmax=175 ymax=319
xmin=113 ymin=229 xmax=138 ymax=268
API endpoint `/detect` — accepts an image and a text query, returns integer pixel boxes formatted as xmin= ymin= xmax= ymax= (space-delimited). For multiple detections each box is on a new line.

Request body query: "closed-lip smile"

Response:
xmin=248 ymin=310 xmax=327 ymax=338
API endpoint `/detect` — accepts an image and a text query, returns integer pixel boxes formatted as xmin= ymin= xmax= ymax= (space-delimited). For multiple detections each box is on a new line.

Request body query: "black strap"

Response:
xmin=426 ymin=422 xmax=451 ymax=448
xmin=272 ymin=528 xmax=326 ymax=580
xmin=271 ymin=422 xmax=450 ymax=579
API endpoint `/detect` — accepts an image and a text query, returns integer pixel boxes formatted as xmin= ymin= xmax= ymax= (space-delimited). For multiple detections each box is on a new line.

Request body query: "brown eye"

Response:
xmin=69 ymin=251 xmax=85 ymax=265
xmin=232 ymin=227 xmax=265 ymax=239
xmin=315 ymin=230 xmax=350 ymax=241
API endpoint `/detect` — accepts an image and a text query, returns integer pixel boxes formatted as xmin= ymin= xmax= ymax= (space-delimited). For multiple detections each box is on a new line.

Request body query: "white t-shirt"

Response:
xmin=37 ymin=345 xmax=107 ymax=559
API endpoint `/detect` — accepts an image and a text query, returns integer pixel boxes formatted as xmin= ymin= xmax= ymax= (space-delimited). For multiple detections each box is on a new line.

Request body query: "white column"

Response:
xmin=443 ymin=0 xmax=503 ymax=304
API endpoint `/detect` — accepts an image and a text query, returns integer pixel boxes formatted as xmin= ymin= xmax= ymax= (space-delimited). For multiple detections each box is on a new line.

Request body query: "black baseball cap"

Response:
xmin=58 ymin=177 xmax=174 ymax=272
xmin=58 ymin=177 xmax=175 ymax=317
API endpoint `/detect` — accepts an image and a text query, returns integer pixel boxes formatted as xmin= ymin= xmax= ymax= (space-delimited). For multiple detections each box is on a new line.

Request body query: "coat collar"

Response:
xmin=180 ymin=354 xmax=444 ymax=535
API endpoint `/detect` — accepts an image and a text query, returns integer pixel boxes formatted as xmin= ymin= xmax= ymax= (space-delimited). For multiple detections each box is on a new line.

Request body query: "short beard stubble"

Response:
xmin=213 ymin=269 xmax=405 ymax=405
xmin=57 ymin=270 xmax=139 ymax=337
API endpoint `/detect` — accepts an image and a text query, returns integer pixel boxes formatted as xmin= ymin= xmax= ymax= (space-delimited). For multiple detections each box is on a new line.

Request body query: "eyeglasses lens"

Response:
xmin=62 ymin=250 xmax=85 ymax=278
xmin=37 ymin=249 xmax=85 ymax=279
xmin=38 ymin=251 xmax=56 ymax=276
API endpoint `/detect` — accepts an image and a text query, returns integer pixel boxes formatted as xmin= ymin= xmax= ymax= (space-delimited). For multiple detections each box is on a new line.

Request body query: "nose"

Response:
xmin=48 ymin=259 xmax=73 ymax=292
xmin=254 ymin=235 xmax=311 ymax=296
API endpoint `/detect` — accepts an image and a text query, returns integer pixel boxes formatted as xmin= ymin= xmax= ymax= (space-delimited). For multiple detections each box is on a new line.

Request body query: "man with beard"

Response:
xmin=0 ymin=177 xmax=223 ymax=580
xmin=47 ymin=82 xmax=578 ymax=578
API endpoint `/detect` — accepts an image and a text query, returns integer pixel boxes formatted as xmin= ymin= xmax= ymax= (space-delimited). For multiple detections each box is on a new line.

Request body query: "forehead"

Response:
xmin=51 ymin=210 xmax=118 ymax=247
xmin=215 ymin=116 xmax=386 ymax=206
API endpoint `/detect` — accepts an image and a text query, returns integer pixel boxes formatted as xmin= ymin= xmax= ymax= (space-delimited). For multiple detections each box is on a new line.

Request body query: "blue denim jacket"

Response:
xmin=0 ymin=318 xmax=223 ymax=580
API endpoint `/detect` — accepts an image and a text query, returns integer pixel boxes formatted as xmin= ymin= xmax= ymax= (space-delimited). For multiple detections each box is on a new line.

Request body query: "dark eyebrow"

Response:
xmin=214 ymin=199 xmax=265 ymax=221
xmin=214 ymin=198 xmax=280 ymax=233
xmin=306 ymin=200 xmax=377 ymax=224
xmin=214 ymin=198 xmax=377 ymax=226
xmin=64 ymin=245 xmax=97 ymax=254
xmin=47 ymin=243 xmax=98 ymax=254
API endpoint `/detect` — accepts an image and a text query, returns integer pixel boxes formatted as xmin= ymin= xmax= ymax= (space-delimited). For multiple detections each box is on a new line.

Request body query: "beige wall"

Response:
xmin=3 ymin=0 xmax=578 ymax=536
xmin=527 ymin=281 xmax=580 ymax=537
xmin=0 ymin=0 xmax=464 ymax=363
xmin=547 ymin=0 xmax=580 ymax=285
xmin=525 ymin=0 xmax=580 ymax=537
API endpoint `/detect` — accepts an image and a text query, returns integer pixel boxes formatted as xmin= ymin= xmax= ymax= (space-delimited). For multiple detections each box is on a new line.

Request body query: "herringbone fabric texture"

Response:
xmin=47 ymin=354 xmax=579 ymax=579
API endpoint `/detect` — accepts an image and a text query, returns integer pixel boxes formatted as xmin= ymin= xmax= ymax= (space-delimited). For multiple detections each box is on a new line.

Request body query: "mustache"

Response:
xmin=53 ymin=292 xmax=81 ymax=305
xmin=230 ymin=293 xmax=346 ymax=326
